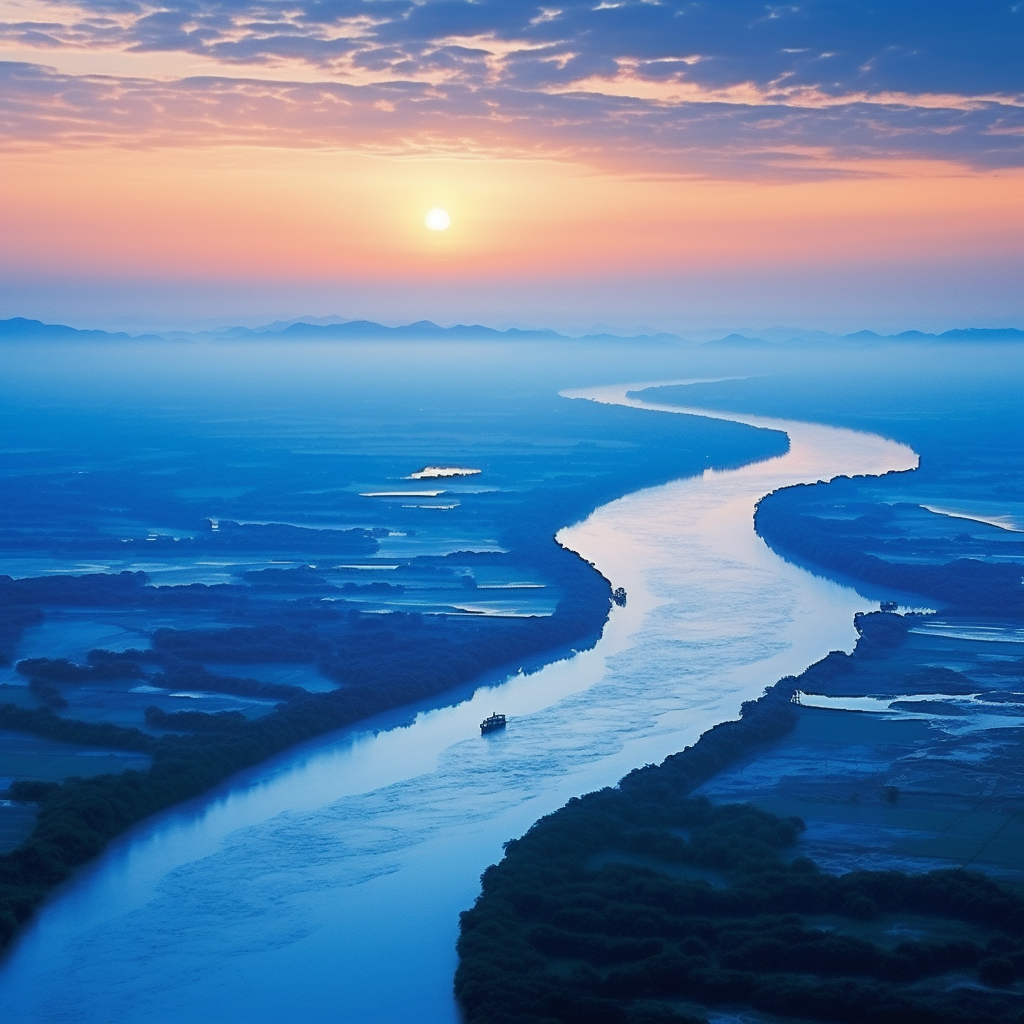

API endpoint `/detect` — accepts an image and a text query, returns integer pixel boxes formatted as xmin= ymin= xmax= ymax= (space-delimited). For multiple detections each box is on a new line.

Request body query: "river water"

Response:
xmin=0 ymin=385 xmax=917 ymax=1023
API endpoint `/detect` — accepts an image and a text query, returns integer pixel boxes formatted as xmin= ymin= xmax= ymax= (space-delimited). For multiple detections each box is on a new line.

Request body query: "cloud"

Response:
xmin=546 ymin=67 xmax=1024 ymax=114
xmin=4 ymin=58 xmax=1022 ymax=180
xmin=1 ymin=0 xmax=1022 ymax=174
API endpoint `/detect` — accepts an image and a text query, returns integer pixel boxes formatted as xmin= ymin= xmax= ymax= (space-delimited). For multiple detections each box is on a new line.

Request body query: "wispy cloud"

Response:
xmin=1 ymin=0 xmax=1022 ymax=175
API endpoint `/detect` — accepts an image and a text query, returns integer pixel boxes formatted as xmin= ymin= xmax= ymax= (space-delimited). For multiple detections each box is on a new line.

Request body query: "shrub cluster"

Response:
xmin=457 ymin=797 xmax=1024 ymax=1024
xmin=0 ymin=538 xmax=615 ymax=953
xmin=455 ymin=643 xmax=1024 ymax=1024
xmin=754 ymin=483 xmax=1024 ymax=618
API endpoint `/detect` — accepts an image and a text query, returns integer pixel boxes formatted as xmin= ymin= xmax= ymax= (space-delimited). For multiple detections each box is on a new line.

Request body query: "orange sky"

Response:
xmin=2 ymin=0 xmax=1022 ymax=331
xmin=3 ymin=146 xmax=1022 ymax=285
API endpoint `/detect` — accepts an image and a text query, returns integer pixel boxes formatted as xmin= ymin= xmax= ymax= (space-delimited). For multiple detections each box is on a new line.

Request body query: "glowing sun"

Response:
xmin=424 ymin=207 xmax=451 ymax=231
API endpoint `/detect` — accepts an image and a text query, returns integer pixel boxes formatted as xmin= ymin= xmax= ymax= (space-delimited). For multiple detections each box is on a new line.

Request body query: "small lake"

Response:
xmin=0 ymin=384 xmax=916 ymax=1023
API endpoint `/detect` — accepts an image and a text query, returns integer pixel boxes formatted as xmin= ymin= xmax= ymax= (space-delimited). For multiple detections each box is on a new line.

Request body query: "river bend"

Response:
xmin=0 ymin=385 xmax=917 ymax=1023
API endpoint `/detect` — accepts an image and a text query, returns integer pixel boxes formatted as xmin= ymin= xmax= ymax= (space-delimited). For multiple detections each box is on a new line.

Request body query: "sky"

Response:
xmin=1 ymin=0 xmax=1022 ymax=334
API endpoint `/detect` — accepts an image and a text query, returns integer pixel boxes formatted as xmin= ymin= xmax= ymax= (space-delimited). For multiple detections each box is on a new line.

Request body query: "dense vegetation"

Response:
xmin=457 ymin=797 xmax=1023 ymax=1024
xmin=754 ymin=481 xmax=1024 ymax=618
xmin=0 ymin=393 xmax=792 ymax=955
xmin=0 ymin=519 xmax=383 ymax=558
xmin=0 ymin=541 xmax=614 ymax=951
xmin=455 ymin=657 xmax=1024 ymax=1024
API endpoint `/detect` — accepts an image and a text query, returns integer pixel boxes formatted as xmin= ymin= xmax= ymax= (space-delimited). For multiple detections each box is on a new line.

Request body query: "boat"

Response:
xmin=480 ymin=713 xmax=506 ymax=734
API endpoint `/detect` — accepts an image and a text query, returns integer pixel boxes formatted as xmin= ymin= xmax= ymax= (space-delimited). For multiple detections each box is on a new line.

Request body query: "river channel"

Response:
xmin=0 ymin=384 xmax=917 ymax=1023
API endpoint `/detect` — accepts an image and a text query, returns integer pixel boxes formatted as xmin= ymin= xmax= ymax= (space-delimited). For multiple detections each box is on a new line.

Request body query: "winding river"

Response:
xmin=0 ymin=385 xmax=917 ymax=1023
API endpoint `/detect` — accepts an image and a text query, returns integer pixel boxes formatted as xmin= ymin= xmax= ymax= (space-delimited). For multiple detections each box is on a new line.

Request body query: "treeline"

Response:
xmin=0 ymin=705 xmax=154 ymax=753
xmin=0 ymin=571 xmax=151 ymax=607
xmin=754 ymin=483 xmax=1024 ymax=618
xmin=143 ymin=707 xmax=247 ymax=732
xmin=147 ymin=665 xmax=303 ymax=702
xmin=239 ymin=566 xmax=405 ymax=595
xmin=17 ymin=656 xmax=144 ymax=683
xmin=0 ymin=569 xmax=378 ymax=624
xmin=0 ymin=520 xmax=382 ymax=557
xmin=13 ymin=656 xmax=303 ymax=705
xmin=4 ymin=552 xmax=610 ymax=713
xmin=0 ymin=571 xmax=251 ymax=616
xmin=455 ymin=654 xmax=1024 ymax=1024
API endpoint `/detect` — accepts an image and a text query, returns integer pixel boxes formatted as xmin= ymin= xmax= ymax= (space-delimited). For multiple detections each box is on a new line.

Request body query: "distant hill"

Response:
xmin=0 ymin=316 xmax=681 ymax=345
xmin=0 ymin=317 xmax=163 ymax=343
xmin=2 ymin=316 xmax=1021 ymax=346
xmin=261 ymin=319 xmax=565 ymax=342
xmin=232 ymin=319 xmax=683 ymax=344
xmin=842 ymin=327 xmax=1024 ymax=344
xmin=703 ymin=333 xmax=774 ymax=348
xmin=706 ymin=327 xmax=1024 ymax=347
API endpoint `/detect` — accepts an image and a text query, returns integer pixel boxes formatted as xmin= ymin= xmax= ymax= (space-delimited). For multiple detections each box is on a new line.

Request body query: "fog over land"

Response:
xmin=0 ymin=328 xmax=1019 ymax=1022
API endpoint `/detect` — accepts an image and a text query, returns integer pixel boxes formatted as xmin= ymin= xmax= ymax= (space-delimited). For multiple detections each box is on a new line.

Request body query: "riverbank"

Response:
xmin=455 ymin=611 xmax=1024 ymax=1024
xmin=454 ymin=369 xmax=1023 ymax=1024
xmin=697 ymin=613 xmax=1024 ymax=883
xmin=0 ymin=387 xmax=914 ymax=1022
xmin=0 ymin=364 xmax=796 ymax=959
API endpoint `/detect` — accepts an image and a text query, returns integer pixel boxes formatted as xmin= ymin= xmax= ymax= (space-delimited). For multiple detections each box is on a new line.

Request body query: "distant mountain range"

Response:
xmin=703 ymin=327 xmax=1024 ymax=347
xmin=192 ymin=318 xmax=683 ymax=345
xmin=0 ymin=316 xmax=679 ymax=345
xmin=1 ymin=316 xmax=1022 ymax=347
xmin=0 ymin=318 xmax=166 ymax=343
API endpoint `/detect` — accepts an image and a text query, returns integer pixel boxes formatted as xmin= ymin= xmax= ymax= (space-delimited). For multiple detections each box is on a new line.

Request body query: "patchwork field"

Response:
xmin=696 ymin=617 xmax=1023 ymax=881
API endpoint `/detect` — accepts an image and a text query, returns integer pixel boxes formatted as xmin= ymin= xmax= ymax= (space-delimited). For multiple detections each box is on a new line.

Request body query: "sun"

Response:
xmin=424 ymin=207 xmax=451 ymax=231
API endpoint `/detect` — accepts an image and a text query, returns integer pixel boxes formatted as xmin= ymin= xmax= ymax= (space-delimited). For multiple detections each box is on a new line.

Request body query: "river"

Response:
xmin=0 ymin=384 xmax=917 ymax=1023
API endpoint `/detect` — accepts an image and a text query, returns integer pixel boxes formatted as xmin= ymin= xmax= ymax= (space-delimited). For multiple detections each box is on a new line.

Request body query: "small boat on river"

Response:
xmin=480 ymin=713 xmax=506 ymax=734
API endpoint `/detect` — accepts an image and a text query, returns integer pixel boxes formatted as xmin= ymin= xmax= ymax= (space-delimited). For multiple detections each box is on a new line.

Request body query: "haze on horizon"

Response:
xmin=1 ymin=1 xmax=1022 ymax=334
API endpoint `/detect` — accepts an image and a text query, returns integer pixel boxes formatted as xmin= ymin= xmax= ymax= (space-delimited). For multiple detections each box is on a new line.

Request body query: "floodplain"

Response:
xmin=0 ymin=336 xmax=1020 ymax=1023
